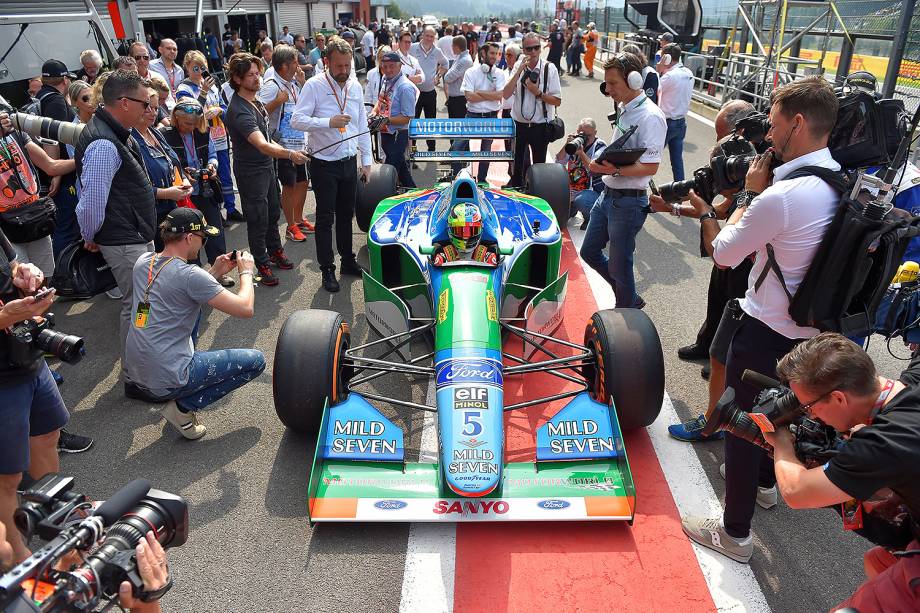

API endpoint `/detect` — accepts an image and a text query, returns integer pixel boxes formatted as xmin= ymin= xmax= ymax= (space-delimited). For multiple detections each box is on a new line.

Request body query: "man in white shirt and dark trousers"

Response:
xmin=501 ymin=32 xmax=561 ymax=188
xmin=681 ymin=77 xmax=842 ymax=564
xmin=291 ymin=37 xmax=373 ymax=294
xmin=410 ymin=27 xmax=449 ymax=153
xmin=449 ymin=42 xmax=507 ymax=182
xmin=579 ymin=53 xmax=665 ymax=309
xmin=362 ymin=24 xmax=377 ymax=71
xmin=657 ymin=43 xmax=695 ymax=181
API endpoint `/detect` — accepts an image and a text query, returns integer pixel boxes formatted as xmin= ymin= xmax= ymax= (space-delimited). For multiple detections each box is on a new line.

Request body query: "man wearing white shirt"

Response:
xmin=149 ymin=39 xmax=184 ymax=109
xmin=396 ymin=31 xmax=424 ymax=86
xmin=501 ymin=32 xmax=561 ymax=187
xmin=362 ymin=24 xmax=377 ymax=70
xmin=657 ymin=43 xmax=695 ymax=180
xmin=410 ymin=27 xmax=448 ymax=152
xmin=438 ymin=27 xmax=456 ymax=63
xmin=290 ymin=36 xmax=373 ymax=294
xmin=279 ymin=26 xmax=294 ymax=46
xmin=681 ymin=77 xmax=842 ymax=564
xmin=449 ymin=42 xmax=507 ymax=182
xmin=579 ymin=53 xmax=665 ymax=310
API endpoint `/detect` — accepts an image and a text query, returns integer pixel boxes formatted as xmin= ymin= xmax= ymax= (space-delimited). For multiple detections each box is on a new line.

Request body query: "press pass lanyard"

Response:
xmin=868 ymin=378 xmax=896 ymax=424
xmin=325 ymin=73 xmax=349 ymax=134
xmin=134 ymin=255 xmax=176 ymax=328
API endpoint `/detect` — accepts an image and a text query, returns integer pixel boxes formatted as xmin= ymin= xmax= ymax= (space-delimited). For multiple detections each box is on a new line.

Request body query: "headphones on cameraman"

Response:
xmin=599 ymin=53 xmax=644 ymax=96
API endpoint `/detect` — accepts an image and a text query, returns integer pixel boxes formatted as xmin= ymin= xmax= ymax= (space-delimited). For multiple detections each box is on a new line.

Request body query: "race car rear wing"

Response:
xmin=408 ymin=118 xmax=514 ymax=163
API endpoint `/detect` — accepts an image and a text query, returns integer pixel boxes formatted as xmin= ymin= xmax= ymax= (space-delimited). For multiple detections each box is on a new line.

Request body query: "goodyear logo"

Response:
xmin=437 ymin=288 xmax=449 ymax=323
xmin=486 ymin=290 xmax=497 ymax=322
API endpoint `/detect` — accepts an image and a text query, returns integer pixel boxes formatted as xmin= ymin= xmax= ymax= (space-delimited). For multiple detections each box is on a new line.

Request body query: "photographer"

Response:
xmin=770 ymin=334 xmax=920 ymax=610
xmin=579 ymin=53 xmax=666 ymax=309
xmin=554 ymin=118 xmax=606 ymax=227
xmin=124 ymin=209 xmax=265 ymax=440
xmin=681 ymin=76 xmax=842 ymax=563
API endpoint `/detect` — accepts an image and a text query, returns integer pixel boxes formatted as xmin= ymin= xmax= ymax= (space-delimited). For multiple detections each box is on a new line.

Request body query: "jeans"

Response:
xmin=449 ymin=111 xmax=497 ymax=181
xmin=572 ymin=188 xmax=602 ymax=220
xmin=510 ymin=122 xmax=550 ymax=187
xmin=722 ymin=318 xmax=801 ymax=538
xmin=381 ymin=130 xmax=416 ymax=188
xmin=50 ymin=176 xmax=80 ymax=266
xmin=665 ymin=117 xmax=687 ymax=181
xmin=579 ymin=190 xmax=649 ymax=308
xmin=310 ymin=156 xmax=358 ymax=269
xmin=98 ymin=242 xmax=155 ymax=361
xmin=234 ymin=162 xmax=282 ymax=266
xmin=166 ymin=349 xmax=265 ymax=412
xmin=414 ymin=89 xmax=438 ymax=151
xmin=215 ymin=148 xmax=237 ymax=213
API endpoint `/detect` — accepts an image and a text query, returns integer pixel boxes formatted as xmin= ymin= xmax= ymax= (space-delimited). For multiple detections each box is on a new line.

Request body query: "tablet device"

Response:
xmin=596 ymin=146 xmax=646 ymax=166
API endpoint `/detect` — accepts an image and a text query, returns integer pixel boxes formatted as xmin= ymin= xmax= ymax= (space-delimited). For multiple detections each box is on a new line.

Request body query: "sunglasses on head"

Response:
xmin=175 ymin=103 xmax=203 ymax=115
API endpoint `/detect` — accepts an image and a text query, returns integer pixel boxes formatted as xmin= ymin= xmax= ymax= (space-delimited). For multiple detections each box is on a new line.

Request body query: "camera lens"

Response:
xmin=564 ymin=135 xmax=586 ymax=155
xmin=659 ymin=178 xmax=697 ymax=203
xmin=701 ymin=387 xmax=773 ymax=451
xmin=35 ymin=329 xmax=85 ymax=364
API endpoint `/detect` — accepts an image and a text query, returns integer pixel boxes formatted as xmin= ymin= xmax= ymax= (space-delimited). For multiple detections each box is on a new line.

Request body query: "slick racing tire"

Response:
xmin=273 ymin=309 xmax=352 ymax=434
xmin=583 ymin=308 xmax=664 ymax=430
xmin=356 ymin=164 xmax=398 ymax=232
xmin=525 ymin=162 xmax=570 ymax=228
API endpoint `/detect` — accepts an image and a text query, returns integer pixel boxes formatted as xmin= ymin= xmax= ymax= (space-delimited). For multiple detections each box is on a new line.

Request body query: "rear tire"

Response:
xmin=583 ymin=308 xmax=664 ymax=430
xmin=273 ymin=310 xmax=351 ymax=434
xmin=356 ymin=164 xmax=398 ymax=232
xmin=525 ymin=162 xmax=570 ymax=228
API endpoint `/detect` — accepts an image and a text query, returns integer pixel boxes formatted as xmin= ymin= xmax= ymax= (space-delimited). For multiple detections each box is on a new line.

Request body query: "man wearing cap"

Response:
xmin=375 ymin=52 xmax=417 ymax=189
xmin=36 ymin=60 xmax=82 ymax=263
xmin=656 ymin=32 xmax=674 ymax=65
xmin=73 ymin=70 xmax=158 ymax=363
xmin=340 ymin=30 xmax=359 ymax=79
xmin=124 ymin=208 xmax=264 ymax=440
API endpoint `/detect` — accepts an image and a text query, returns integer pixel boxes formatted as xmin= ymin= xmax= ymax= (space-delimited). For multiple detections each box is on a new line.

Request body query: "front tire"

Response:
xmin=525 ymin=162 xmax=570 ymax=228
xmin=356 ymin=164 xmax=398 ymax=232
xmin=273 ymin=310 xmax=351 ymax=433
xmin=583 ymin=308 xmax=664 ymax=430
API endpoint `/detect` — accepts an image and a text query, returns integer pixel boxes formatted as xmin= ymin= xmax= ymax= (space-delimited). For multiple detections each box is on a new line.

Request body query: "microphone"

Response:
xmin=93 ymin=479 xmax=151 ymax=527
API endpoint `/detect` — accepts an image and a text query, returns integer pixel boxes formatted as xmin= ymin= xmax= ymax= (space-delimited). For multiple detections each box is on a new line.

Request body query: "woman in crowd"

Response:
xmin=176 ymin=51 xmax=241 ymax=222
xmin=67 ymin=80 xmax=94 ymax=133
xmin=148 ymin=75 xmax=172 ymax=127
xmin=583 ymin=23 xmax=598 ymax=78
xmin=562 ymin=26 xmax=573 ymax=75
xmin=159 ymin=99 xmax=231 ymax=284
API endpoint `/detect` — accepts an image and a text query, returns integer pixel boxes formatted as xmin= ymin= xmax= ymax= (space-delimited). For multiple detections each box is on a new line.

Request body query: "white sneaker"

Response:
xmin=160 ymin=400 xmax=206 ymax=440
xmin=105 ymin=287 xmax=123 ymax=299
xmin=720 ymin=463 xmax=778 ymax=509
xmin=682 ymin=516 xmax=753 ymax=563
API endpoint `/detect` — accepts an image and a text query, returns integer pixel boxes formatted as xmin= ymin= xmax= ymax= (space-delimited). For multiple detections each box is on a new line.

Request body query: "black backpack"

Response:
xmin=50 ymin=241 xmax=118 ymax=300
xmin=756 ymin=165 xmax=920 ymax=337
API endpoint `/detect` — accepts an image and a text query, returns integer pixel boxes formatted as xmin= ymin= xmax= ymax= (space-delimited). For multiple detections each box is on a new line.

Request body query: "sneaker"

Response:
xmin=299 ymin=219 xmax=315 ymax=233
xmin=701 ymin=363 xmax=711 ymax=380
xmin=270 ymin=249 xmax=294 ymax=270
xmin=681 ymin=516 xmax=753 ymax=563
xmin=227 ymin=210 xmax=246 ymax=223
xmin=678 ymin=342 xmax=709 ymax=360
xmin=51 ymin=370 xmax=63 ymax=386
xmin=160 ymin=400 xmax=206 ymax=440
xmin=667 ymin=414 xmax=724 ymax=442
xmin=321 ymin=267 xmax=340 ymax=293
xmin=58 ymin=429 xmax=94 ymax=453
xmin=105 ymin=287 xmax=123 ymax=300
xmin=719 ymin=463 xmax=778 ymax=509
xmin=340 ymin=257 xmax=365 ymax=276
xmin=218 ymin=274 xmax=235 ymax=288
xmin=286 ymin=224 xmax=307 ymax=242
xmin=257 ymin=264 xmax=279 ymax=286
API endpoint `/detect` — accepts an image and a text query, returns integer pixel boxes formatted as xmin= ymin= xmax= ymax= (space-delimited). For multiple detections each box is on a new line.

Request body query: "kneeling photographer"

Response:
xmin=766 ymin=334 xmax=920 ymax=611
xmin=554 ymin=118 xmax=606 ymax=228
xmin=680 ymin=76 xmax=843 ymax=563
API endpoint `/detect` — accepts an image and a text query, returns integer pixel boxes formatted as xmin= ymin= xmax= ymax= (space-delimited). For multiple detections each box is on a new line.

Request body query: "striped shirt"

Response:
xmin=76 ymin=140 xmax=121 ymax=242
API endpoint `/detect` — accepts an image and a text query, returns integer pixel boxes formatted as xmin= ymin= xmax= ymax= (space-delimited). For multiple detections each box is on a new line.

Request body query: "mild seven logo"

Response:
xmin=436 ymin=359 xmax=502 ymax=387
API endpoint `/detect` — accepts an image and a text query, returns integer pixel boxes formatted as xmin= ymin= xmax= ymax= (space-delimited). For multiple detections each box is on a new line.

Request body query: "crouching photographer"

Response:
xmin=554 ymin=118 xmax=606 ymax=229
xmin=765 ymin=334 xmax=919 ymax=611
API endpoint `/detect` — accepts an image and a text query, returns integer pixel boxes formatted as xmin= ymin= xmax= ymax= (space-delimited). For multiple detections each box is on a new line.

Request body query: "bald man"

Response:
xmin=149 ymin=38 xmax=185 ymax=108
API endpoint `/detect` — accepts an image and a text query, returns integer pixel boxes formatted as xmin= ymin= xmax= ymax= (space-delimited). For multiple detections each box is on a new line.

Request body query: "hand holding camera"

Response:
xmin=0 ymin=112 xmax=12 ymax=137
xmin=745 ymin=151 xmax=775 ymax=194
xmin=234 ymin=250 xmax=256 ymax=275
xmin=564 ymin=132 xmax=586 ymax=155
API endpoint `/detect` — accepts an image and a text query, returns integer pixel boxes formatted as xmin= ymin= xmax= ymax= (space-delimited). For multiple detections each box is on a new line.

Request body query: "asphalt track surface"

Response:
xmin=47 ymin=70 xmax=900 ymax=612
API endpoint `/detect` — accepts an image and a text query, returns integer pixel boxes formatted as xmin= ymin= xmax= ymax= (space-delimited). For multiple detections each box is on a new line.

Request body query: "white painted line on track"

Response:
xmin=400 ymin=383 xmax=455 ymax=613
xmin=567 ymin=222 xmax=770 ymax=612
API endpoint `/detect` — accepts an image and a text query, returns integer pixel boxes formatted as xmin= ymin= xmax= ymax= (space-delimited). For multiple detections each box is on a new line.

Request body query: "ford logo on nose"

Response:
xmin=537 ymin=499 xmax=570 ymax=510
xmin=436 ymin=359 xmax=503 ymax=387
xmin=374 ymin=500 xmax=408 ymax=510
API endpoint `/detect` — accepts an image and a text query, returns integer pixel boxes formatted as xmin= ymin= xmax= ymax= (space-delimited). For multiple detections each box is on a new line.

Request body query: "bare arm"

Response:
xmin=25 ymin=141 xmax=75 ymax=176
xmin=245 ymin=130 xmax=306 ymax=163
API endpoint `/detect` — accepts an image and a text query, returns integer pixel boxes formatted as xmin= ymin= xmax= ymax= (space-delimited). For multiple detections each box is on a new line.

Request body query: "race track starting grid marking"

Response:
xmin=397 ymin=134 xmax=770 ymax=611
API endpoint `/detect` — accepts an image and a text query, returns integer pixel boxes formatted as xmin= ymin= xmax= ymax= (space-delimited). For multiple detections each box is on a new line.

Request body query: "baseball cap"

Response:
xmin=42 ymin=59 xmax=77 ymax=79
xmin=659 ymin=32 xmax=674 ymax=43
xmin=164 ymin=207 xmax=220 ymax=237
xmin=341 ymin=30 xmax=355 ymax=39
xmin=381 ymin=51 xmax=401 ymax=63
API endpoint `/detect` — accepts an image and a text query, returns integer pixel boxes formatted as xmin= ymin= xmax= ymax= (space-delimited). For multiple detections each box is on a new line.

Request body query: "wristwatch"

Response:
xmin=736 ymin=190 xmax=760 ymax=208
xmin=699 ymin=210 xmax=718 ymax=222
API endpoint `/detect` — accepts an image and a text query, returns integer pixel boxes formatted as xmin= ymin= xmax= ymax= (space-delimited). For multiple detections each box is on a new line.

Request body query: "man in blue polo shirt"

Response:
xmin=376 ymin=52 xmax=417 ymax=187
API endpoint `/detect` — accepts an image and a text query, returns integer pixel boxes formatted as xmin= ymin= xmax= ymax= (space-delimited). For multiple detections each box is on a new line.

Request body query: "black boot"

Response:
xmin=321 ymin=267 xmax=340 ymax=293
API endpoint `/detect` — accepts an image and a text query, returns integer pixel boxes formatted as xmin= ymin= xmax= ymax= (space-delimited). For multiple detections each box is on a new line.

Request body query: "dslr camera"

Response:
xmin=700 ymin=369 xmax=843 ymax=468
xmin=0 ymin=475 xmax=188 ymax=612
xmin=8 ymin=313 xmax=84 ymax=366
xmin=564 ymin=132 xmax=588 ymax=155
xmin=522 ymin=67 xmax=540 ymax=84
xmin=658 ymin=136 xmax=760 ymax=204
xmin=186 ymin=167 xmax=215 ymax=200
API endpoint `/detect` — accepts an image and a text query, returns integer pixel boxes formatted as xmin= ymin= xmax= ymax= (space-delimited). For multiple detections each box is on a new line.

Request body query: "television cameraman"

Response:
xmin=769 ymin=333 xmax=920 ymax=611
xmin=681 ymin=76 xmax=842 ymax=563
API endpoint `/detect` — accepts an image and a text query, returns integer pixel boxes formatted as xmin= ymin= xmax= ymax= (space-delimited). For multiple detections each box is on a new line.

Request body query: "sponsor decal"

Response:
xmin=459 ymin=438 xmax=487 ymax=448
xmin=437 ymin=288 xmax=449 ymax=323
xmin=436 ymin=359 xmax=503 ymax=387
xmin=432 ymin=500 xmax=510 ymax=515
xmin=486 ymin=290 xmax=497 ymax=322
xmin=453 ymin=386 xmax=488 ymax=410
xmin=374 ymin=500 xmax=408 ymax=510
xmin=546 ymin=419 xmax=615 ymax=454
xmin=537 ymin=499 xmax=572 ymax=510
xmin=451 ymin=449 xmax=495 ymax=461
xmin=330 ymin=420 xmax=399 ymax=455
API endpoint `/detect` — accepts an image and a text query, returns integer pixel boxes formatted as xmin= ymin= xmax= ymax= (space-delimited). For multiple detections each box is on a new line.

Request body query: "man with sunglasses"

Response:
xmin=765 ymin=333 xmax=920 ymax=610
xmin=74 ymin=70 xmax=157 ymax=368
xmin=500 ymin=32 xmax=561 ymax=188
xmin=129 ymin=42 xmax=152 ymax=81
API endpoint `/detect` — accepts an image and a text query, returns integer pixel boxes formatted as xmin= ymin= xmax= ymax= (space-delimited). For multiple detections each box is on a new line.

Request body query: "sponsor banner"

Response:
xmin=310 ymin=497 xmax=635 ymax=521
xmin=322 ymin=395 xmax=405 ymax=462
xmin=536 ymin=392 xmax=619 ymax=461
xmin=408 ymin=118 xmax=515 ymax=139
xmin=435 ymin=358 xmax=503 ymax=388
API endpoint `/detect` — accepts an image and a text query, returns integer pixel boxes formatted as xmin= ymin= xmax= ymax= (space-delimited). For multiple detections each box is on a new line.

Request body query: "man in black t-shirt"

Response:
xmin=768 ymin=333 xmax=920 ymax=609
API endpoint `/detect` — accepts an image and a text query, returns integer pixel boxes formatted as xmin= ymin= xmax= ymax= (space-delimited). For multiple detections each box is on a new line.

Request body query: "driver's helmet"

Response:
xmin=447 ymin=203 xmax=483 ymax=253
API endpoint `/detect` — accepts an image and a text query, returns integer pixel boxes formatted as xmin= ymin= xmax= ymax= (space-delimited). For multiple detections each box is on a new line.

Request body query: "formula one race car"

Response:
xmin=273 ymin=119 xmax=664 ymax=522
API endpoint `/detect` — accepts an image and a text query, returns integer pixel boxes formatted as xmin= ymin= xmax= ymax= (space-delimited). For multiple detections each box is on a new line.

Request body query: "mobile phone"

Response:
xmin=230 ymin=250 xmax=238 ymax=261
xmin=202 ymin=70 xmax=211 ymax=79
xmin=33 ymin=287 xmax=54 ymax=301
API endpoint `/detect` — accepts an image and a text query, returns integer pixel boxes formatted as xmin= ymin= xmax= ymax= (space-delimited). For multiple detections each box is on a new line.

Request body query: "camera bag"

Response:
xmin=50 ymin=240 xmax=118 ymax=299
xmin=540 ymin=64 xmax=565 ymax=142
xmin=0 ymin=196 xmax=57 ymax=243
xmin=756 ymin=166 xmax=920 ymax=337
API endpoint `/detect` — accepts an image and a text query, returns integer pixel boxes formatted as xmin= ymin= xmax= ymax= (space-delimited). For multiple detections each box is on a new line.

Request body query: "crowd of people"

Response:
xmin=1 ymin=15 xmax=919 ymax=612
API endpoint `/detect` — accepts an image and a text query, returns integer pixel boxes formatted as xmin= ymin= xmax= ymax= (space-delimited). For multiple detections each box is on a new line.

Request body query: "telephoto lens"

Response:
xmin=35 ymin=328 xmax=85 ymax=364
xmin=564 ymin=134 xmax=586 ymax=155
xmin=658 ymin=178 xmax=698 ymax=203
xmin=10 ymin=113 xmax=84 ymax=145
xmin=700 ymin=387 xmax=775 ymax=451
